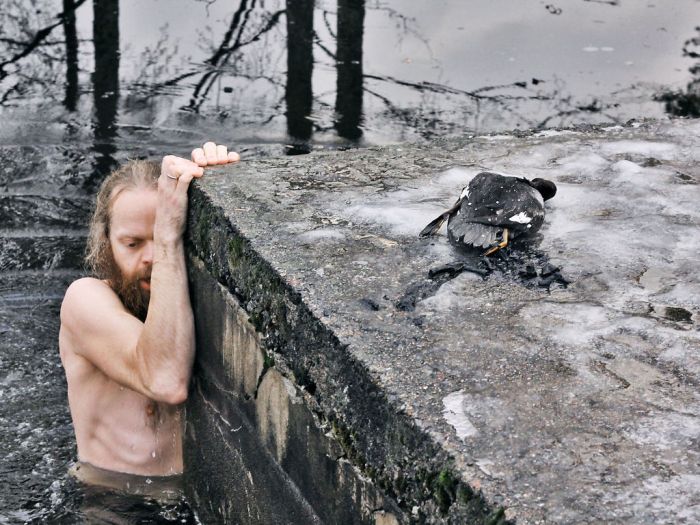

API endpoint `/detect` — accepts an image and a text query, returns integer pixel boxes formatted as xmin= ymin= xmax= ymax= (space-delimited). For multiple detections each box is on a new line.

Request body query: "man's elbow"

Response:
xmin=163 ymin=385 xmax=189 ymax=405
xmin=149 ymin=379 xmax=189 ymax=405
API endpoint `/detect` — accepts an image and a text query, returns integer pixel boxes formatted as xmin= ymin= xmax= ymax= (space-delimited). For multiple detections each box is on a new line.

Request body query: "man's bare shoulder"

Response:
xmin=62 ymin=277 xmax=117 ymax=311
xmin=65 ymin=276 xmax=112 ymax=294
xmin=60 ymin=277 xmax=131 ymax=337
xmin=60 ymin=274 xmax=144 ymax=376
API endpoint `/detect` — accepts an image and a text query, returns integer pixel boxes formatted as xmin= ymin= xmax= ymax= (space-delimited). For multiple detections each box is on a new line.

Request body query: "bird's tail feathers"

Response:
xmin=451 ymin=222 xmax=503 ymax=249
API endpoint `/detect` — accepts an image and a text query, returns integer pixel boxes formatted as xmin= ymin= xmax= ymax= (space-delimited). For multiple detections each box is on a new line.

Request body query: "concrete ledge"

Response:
xmin=185 ymin=257 xmax=406 ymax=523
xmin=184 ymin=119 xmax=700 ymax=524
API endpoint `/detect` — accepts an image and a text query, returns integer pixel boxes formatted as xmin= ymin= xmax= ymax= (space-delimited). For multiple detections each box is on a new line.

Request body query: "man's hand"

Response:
xmin=191 ymin=142 xmax=240 ymax=167
xmin=156 ymin=142 xmax=240 ymax=243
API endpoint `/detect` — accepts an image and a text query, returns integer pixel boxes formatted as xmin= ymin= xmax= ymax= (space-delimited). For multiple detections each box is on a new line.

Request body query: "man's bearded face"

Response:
xmin=106 ymin=259 xmax=151 ymax=322
xmin=105 ymin=188 xmax=157 ymax=322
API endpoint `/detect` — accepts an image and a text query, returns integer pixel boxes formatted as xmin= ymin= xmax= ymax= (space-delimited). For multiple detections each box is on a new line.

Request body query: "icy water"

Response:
xmin=0 ymin=0 xmax=699 ymax=522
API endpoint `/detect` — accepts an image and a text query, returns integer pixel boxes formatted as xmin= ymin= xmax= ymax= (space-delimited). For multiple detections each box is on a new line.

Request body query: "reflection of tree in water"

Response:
xmin=90 ymin=0 xmax=120 ymax=186
xmin=657 ymin=27 xmax=700 ymax=118
xmin=285 ymin=0 xmax=314 ymax=153
xmin=131 ymin=0 xmax=286 ymax=125
xmin=126 ymin=25 xmax=183 ymax=97
xmin=334 ymin=0 xmax=365 ymax=141
xmin=0 ymin=0 xmax=88 ymax=107
xmin=3 ymin=1 xmax=695 ymax=143
xmin=313 ymin=2 xmax=629 ymax=140
xmin=185 ymin=0 xmax=285 ymax=113
xmin=583 ymin=0 xmax=619 ymax=6
xmin=63 ymin=0 xmax=80 ymax=110
xmin=137 ymin=1 xmax=575 ymax=140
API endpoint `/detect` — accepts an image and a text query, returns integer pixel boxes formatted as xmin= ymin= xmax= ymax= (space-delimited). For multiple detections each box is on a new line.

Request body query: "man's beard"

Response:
xmin=106 ymin=263 xmax=151 ymax=322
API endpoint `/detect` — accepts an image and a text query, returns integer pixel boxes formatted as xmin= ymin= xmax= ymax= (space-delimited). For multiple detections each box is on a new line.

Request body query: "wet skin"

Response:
xmin=59 ymin=142 xmax=239 ymax=476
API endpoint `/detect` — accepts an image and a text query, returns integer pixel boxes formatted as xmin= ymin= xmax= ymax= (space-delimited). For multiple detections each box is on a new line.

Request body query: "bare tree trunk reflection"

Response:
xmin=185 ymin=0 xmax=253 ymax=111
xmin=62 ymin=0 xmax=79 ymax=111
xmin=91 ymin=0 xmax=119 ymax=186
xmin=285 ymin=0 xmax=314 ymax=154
xmin=179 ymin=2 xmax=284 ymax=113
xmin=335 ymin=0 xmax=364 ymax=141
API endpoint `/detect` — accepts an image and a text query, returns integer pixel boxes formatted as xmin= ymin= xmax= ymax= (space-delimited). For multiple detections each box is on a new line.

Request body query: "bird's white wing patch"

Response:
xmin=509 ymin=212 xmax=532 ymax=224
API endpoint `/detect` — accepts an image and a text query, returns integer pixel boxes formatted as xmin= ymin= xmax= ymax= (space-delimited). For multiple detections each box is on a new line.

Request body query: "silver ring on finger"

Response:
xmin=166 ymin=173 xmax=179 ymax=180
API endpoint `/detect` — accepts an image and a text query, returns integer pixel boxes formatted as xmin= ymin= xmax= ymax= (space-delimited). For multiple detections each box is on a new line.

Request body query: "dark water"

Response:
xmin=1 ymin=0 xmax=698 ymax=522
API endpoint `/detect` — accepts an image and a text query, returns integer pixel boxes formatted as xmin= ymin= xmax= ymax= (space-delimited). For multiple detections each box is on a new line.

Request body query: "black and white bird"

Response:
xmin=420 ymin=172 xmax=557 ymax=255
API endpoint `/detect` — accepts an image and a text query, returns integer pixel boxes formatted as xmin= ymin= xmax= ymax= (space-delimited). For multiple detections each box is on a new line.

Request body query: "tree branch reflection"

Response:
xmin=0 ymin=0 xmax=88 ymax=81
xmin=657 ymin=27 xmax=700 ymax=118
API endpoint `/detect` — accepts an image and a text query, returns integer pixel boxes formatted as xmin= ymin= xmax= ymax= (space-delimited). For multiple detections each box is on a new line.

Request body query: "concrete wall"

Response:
xmin=184 ymin=256 xmax=404 ymax=524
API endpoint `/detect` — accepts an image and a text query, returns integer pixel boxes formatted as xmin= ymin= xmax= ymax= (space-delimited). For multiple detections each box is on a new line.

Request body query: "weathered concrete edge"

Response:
xmin=184 ymin=183 xmax=511 ymax=523
xmin=185 ymin=253 xmax=408 ymax=524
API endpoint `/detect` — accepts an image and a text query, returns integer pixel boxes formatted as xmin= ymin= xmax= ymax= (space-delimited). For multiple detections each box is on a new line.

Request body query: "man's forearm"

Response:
xmin=136 ymin=238 xmax=194 ymax=404
xmin=128 ymin=142 xmax=238 ymax=403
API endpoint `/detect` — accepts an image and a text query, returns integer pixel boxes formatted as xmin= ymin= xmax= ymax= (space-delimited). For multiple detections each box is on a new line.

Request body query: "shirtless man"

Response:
xmin=59 ymin=142 xmax=239 ymax=481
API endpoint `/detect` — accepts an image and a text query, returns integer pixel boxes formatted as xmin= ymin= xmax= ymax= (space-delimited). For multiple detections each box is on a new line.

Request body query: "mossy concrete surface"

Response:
xmin=185 ymin=256 xmax=402 ymax=523
xmin=184 ymin=119 xmax=700 ymax=524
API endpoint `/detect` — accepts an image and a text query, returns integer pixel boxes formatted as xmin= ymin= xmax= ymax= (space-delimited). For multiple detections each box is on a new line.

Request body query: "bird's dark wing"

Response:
xmin=419 ymin=196 xmax=465 ymax=237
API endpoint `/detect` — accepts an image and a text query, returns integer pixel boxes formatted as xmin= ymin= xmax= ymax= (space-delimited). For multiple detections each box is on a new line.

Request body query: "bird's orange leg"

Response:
xmin=484 ymin=228 xmax=509 ymax=256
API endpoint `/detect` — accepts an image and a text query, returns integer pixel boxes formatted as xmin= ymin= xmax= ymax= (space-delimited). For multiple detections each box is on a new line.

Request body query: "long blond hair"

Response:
xmin=85 ymin=160 xmax=160 ymax=278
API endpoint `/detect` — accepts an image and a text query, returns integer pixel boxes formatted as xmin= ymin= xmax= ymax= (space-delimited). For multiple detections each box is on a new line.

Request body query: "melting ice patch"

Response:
xmin=611 ymin=160 xmax=669 ymax=189
xmin=480 ymin=134 xmax=512 ymax=141
xmin=342 ymin=167 xmax=481 ymax=236
xmin=628 ymin=413 xmax=700 ymax=451
xmin=298 ymin=228 xmax=346 ymax=240
xmin=607 ymin=474 xmax=700 ymax=523
xmin=555 ymin=151 xmax=609 ymax=178
xmin=419 ymin=272 xmax=487 ymax=312
xmin=534 ymin=129 xmax=580 ymax=138
xmin=519 ymin=302 xmax=612 ymax=348
xmin=534 ymin=143 xmax=700 ymax=294
xmin=345 ymin=202 xmax=441 ymax=236
xmin=436 ymin=166 xmax=476 ymax=187
xmin=640 ymin=475 xmax=700 ymax=521
xmin=442 ymin=390 xmax=478 ymax=440
xmin=582 ymin=46 xmax=615 ymax=52
xmin=600 ymin=140 xmax=678 ymax=160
